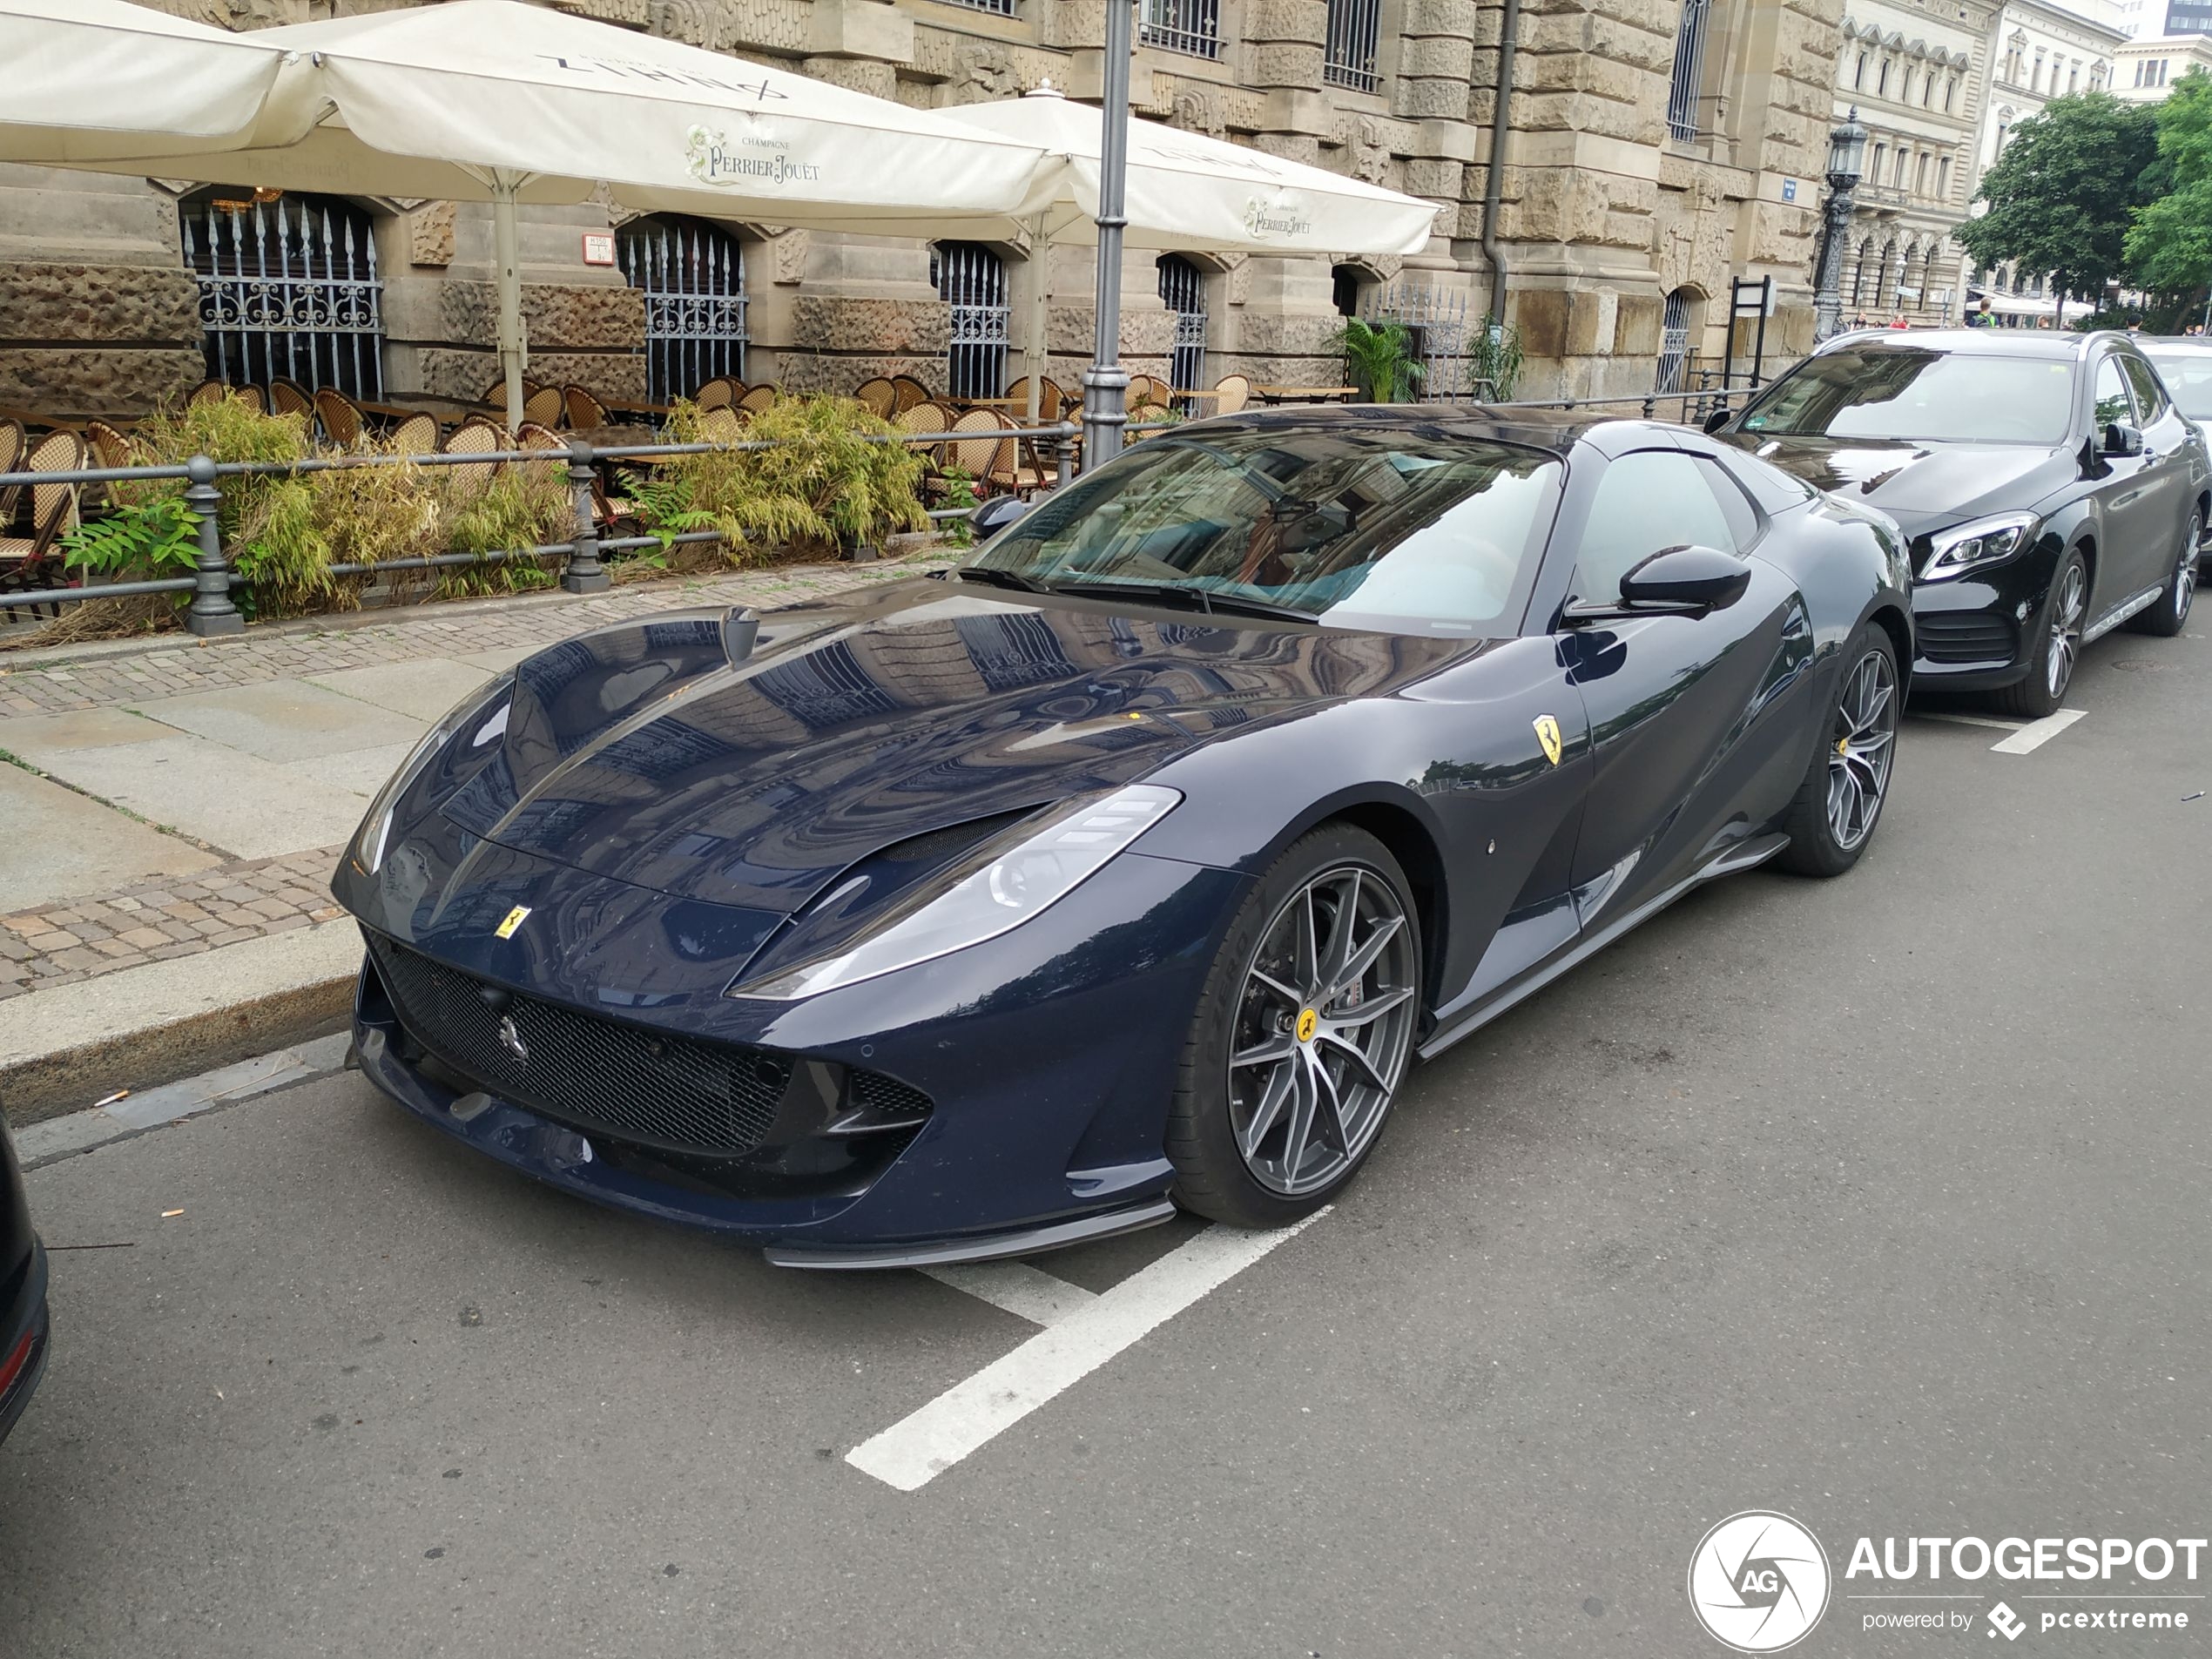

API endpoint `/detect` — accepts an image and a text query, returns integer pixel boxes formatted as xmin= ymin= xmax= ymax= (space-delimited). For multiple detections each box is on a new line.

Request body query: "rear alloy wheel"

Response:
xmin=2130 ymin=509 xmax=2199 ymax=638
xmin=1992 ymin=548 xmax=2087 ymax=719
xmin=1167 ymin=825 xmax=1420 ymax=1228
xmin=1777 ymin=622 xmax=1898 ymax=877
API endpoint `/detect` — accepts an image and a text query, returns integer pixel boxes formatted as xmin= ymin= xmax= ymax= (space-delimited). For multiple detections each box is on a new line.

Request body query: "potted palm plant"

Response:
xmin=1328 ymin=316 xmax=1426 ymax=403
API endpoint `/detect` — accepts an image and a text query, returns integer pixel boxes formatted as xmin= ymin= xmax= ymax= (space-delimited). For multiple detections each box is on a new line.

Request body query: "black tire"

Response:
xmin=1776 ymin=621 xmax=1898 ymax=878
xmin=1991 ymin=546 xmax=2087 ymax=718
xmin=2129 ymin=508 xmax=2199 ymax=638
xmin=1166 ymin=823 xmax=1422 ymax=1229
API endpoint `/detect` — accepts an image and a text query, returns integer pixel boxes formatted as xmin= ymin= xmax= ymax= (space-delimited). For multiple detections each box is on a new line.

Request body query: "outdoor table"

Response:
xmin=1251 ymin=384 xmax=1359 ymax=405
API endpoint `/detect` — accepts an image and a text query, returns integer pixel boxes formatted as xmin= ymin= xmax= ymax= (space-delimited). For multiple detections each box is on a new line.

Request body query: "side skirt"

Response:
xmin=1415 ymin=831 xmax=1790 ymax=1062
xmin=2083 ymin=583 xmax=2161 ymax=645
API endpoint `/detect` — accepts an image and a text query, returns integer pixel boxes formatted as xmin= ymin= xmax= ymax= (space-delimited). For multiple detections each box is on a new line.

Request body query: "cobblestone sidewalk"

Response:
xmin=1 ymin=845 xmax=344 ymax=1002
xmin=0 ymin=552 xmax=938 ymax=718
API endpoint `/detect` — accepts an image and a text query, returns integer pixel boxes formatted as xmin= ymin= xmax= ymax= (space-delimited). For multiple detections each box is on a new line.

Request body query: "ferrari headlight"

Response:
xmin=1921 ymin=513 xmax=2039 ymax=581
xmin=732 ymin=785 xmax=1182 ymax=1000
xmin=352 ymin=672 xmax=515 ymax=874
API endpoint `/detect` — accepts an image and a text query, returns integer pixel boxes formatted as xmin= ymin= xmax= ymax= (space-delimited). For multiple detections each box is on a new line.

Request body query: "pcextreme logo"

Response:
xmin=1688 ymin=1511 xmax=1832 ymax=1653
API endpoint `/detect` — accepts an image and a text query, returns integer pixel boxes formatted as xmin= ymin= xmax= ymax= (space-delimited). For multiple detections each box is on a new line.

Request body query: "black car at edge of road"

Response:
xmin=332 ymin=408 xmax=1914 ymax=1267
xmin=0 ymin=1116 xmax=50 ymax=1445
xmin=1710 ymin=328 xmax=2206 ymax=717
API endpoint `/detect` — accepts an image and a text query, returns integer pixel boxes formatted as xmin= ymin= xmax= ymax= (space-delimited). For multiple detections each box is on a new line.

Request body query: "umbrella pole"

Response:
xmin=493 ymin=179 xmax=525 ymax=431
xmin=1026 ymin=212 xmax=1047 ymax=424
xmin=1079 ymin=0 xmax=1134 ymax=473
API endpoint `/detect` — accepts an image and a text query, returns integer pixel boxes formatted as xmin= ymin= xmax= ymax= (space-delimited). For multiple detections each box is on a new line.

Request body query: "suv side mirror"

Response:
xmin=1702 ymin=408 xmax=1733 ymax=435
xmin=969 ymin=494 xmax=1035 ymax=537
xmin=1619 ymin=544 xmax=1752 ymax=610
xmin=2104 ymin=421 xmax=2145 ymax=457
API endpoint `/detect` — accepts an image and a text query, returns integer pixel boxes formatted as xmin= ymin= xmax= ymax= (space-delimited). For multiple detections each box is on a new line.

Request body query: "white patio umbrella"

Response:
xmin=0 ymin=0 xmax=1052 ymax=428
xmin=0 ymin=0 xmax=293 ymax=163
xmin=934 ymin=87 xmax=1443 ymax=418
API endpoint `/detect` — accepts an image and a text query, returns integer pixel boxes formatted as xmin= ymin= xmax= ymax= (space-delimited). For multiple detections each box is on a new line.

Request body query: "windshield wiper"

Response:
xmin=1040 ymin=578 xmax=1315 ymax=624
xmin=956 ymin=564 xmax=1048 ymax=593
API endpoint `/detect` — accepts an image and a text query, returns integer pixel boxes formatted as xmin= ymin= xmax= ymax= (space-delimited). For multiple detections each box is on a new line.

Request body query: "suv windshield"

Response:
xmin=2143 ymin=348 xmax=2212 ymax=420
xmin=1737 ymin=347 xmax=2076 ymax=444
xmin=966 ymin=426 xmax=1561 ymax=636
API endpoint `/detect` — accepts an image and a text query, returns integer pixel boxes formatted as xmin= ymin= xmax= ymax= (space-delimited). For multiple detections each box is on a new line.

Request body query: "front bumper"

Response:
xmin=345 ymin=847 xmax=1245 ymax=1266
xmin=1907 ymin=537 xmax=2063 ymax=689
xmin=0 ymin=1239 xmax=50 ymax=1446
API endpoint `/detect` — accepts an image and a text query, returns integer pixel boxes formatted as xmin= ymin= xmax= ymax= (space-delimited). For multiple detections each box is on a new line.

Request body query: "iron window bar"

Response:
xmin=618 ymin=217 xmax=748 ymax=406
xmin=1324 ymin=0 xmax=1383 ymax=91
xmin=1141 ymin=0 xmax=1222 ymax=59
xmin=179 ymin=192 xmax=385 ymax=401
xmin=1666 ymin=0 xmax=1712 ymax=142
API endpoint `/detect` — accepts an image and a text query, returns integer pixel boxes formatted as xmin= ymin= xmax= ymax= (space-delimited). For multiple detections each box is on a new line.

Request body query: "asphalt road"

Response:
xmin=3 ymin=627 xmax=2209 ymax=1659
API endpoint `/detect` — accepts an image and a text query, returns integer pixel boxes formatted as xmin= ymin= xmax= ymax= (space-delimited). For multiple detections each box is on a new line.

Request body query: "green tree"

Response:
xmin=1954 ymin=91 xmax=2160 ymax=312
xmin=2126 ymin=69 xmax=2212 ymax=298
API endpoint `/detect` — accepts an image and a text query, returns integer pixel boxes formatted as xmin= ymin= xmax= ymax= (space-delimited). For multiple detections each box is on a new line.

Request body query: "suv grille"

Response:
xmin=1917 ymin=611 xmax=2016 ymax=664
xmin=368 ymin=934 xmax=789 ymax=1157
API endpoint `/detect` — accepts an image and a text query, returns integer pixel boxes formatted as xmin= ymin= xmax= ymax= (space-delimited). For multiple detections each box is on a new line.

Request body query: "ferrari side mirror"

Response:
xmin=1618 ymin=544 xmax=1752 ymax=610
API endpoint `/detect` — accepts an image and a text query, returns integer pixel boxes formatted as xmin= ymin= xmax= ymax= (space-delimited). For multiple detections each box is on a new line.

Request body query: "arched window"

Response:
xmin=1877 ymin=57 xmax=1890 ymax=96
xmin=1855 ymin=51 xmax=1868 ymax=89
xmin=1157 ymin=255 xmax=1209 ymax=408
xmin=1332 ymin=263 xmax=1371 ymax=319
xmin=617 ymin=216 xmax=747 ymax=404
xmin=1656 ymin=287 xmax=1695 ymax=393
xmin=933 ymin=241 xmax=1008 ymax=401
xmin=179 ymin=188 xmax=384 ymax=399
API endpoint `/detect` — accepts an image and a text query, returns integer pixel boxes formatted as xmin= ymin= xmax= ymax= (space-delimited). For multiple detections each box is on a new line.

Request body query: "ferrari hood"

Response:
xmin=1724 ymin=434 xmax=2076 ymax=533
xmin=436 ymin=578 xmax=1468 ymax=913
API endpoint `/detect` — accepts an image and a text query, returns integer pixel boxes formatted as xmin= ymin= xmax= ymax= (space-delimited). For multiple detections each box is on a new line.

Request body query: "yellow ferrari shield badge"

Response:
xmin=494 ymin=904 xmax=531 ymax=941
xmin=1534 ymin=714 xmax=1563 ymax=767
xmin=1296 ymin=1008 xmax=1318 ymax=1043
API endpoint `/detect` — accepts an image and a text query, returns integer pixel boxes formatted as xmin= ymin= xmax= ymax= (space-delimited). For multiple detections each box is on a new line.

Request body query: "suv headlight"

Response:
xmin=353 ymin=672 xmax=515 ymax=874
xmin=731 ymin=785 xmax=1182 ymax=1000
xmin=1921 ymin=512 xmax=2040 ymax=581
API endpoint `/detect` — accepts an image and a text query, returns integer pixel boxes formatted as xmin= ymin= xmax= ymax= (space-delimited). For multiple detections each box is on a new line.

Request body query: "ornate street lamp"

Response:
xmin=1812 ymin=107 xmax=1868 ymax=342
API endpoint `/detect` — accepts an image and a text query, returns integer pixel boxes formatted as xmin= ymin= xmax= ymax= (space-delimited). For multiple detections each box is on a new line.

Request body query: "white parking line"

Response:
xmin=1914 ymin=711 xmax=2023 ymax=732
xmin=849 ymin=1211 xmax=1326 ymax=1492
xmin=921 ymin=1261 xmax=1099 ymax=1326
xmin=1990 ymin=707 xmax=2087 ymax=754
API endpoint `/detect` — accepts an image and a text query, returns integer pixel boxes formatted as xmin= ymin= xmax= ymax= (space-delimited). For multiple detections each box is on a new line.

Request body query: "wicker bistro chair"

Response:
xmin=522 ymin=385 xmax=565 ymax=429
xmin=893 ymin=399 xmax=952 ymax=461
xmin=266 ymin=379 xmax=314 ymax=422
xmin=694 ymin=376 xmax=740 ymax=412
xmin=1208 ymin=374 xmax=1251 ymax=415
xmin=389 ymin=412 xmax=440 ymax=457
xmin=521 ymin=421 xmax=624 ymax=528
xmin=986 ymin=409 xmax=1050 ymax=497
xmin=0 ymin=418 xmax=24 ymax=529
xmin=736 ymin=384 xmax=779 ymax=417
xmin=439 ymin=418 xmax=506 ymax=499
xmin=852 ymin=377 xmax=898 ymax=419
xmin=563 ymin=385 xmax=608 ymax=431
xmin=1127 ymin=401 xmax=1173 ymax=439
xmin=890 ymin=375 xmax=934 ymax=415
xmin=944 ymin=408 xmax=1015 ymax=497
xmin=314 ymin=388 xmax=365 ymax=448
xmin=185 ymin=379 xmax=228 ymax=408
xmin=1001 ymin=376 xmax=1064 ymax=424
xmin=0 ymin=428 xmax=86 ymax=614
xmin=695 ymin=404 xmax=744 ymax=446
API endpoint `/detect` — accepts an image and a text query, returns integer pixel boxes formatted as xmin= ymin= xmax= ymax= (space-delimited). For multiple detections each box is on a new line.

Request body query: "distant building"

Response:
xmin=2114 ymin=31 xmax=2212 ymax=90
xmin=2165 ymin=0 xmax=2212 ymax=36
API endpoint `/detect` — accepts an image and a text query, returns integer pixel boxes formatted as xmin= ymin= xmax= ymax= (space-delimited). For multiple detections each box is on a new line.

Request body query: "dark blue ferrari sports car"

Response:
xmin=335 ymin=408 xmax=1912 ymax=1266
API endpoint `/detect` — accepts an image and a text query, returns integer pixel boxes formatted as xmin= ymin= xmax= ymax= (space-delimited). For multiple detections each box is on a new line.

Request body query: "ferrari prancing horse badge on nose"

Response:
xmin=1534 ymin=714 xmax=1562 ymax=766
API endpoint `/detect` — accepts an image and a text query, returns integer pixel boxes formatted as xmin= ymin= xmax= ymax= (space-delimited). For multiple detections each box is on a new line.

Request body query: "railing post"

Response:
xmin=1054 ymin=422 xmax=1077 ymax=488
xmin=182 ymin=455 xmax=242 ymax=637
xmin=563 ymin=439 xmax=610 ymax=594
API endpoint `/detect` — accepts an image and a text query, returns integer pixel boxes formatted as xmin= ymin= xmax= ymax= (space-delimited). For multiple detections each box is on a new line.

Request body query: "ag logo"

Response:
xmin=1687 ymin=1511 xmax=1831 ymax=1653
xmin=1533 ymin=713 xmax=1563 ymax=766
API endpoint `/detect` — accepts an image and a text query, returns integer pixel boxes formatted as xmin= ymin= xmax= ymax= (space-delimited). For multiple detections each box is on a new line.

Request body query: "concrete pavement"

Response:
xmin=0 ymin=551 xmax=945 ymax=1118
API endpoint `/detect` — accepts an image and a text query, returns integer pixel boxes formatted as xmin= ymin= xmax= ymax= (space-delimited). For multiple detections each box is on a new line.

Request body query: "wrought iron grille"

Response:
xmin=1157 ymin=255 xmax=1209 ymax=409
xmin=935 ymin=0 xmax=1016 ymax=10
xmin=933 ymin=241 xmax=1009 ymax=401
xmin=618 ymin=216 xmax=747 ymax=404
xmin=1656 ymin=288 xmax=1692 ymax=393
xmin=179 ymin=192 xmax=384 ymax=399
xmin=1142 ymin=0 xmax=1222 ymax=57
xmin=1325 ymin=0 xmax=1383 ymax=91
xmin=1666 ymin=0 xmax=1711 ymax=141
xmin=1362 ymin=282 xmax=1473 ymax=401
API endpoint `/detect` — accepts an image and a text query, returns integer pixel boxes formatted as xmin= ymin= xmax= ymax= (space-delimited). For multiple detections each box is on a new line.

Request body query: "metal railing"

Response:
xmin=0 ymin=421 xmax=1084 ymax=635
xmin=1324 ymin=0 xmax=1383 ymax=91
xmin=1141 ymin=0 xmax=1221 ymax=58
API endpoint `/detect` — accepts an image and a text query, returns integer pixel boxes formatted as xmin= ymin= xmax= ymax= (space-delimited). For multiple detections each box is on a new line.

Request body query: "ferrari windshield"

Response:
xmin=965 ymin=426 xmax=1561 ymax=636
xmin=2143 ymin=348 xmax=2212 ymax=420
xmin=1737 ymin=347 xmax=2076 ymax=445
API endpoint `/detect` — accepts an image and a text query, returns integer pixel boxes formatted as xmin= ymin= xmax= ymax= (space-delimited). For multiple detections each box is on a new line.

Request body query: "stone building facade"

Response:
xmin=0 ymin=0 xmax=1854 ymax=419
xmin=1830 ymin=0 xmax=1994 ymax=327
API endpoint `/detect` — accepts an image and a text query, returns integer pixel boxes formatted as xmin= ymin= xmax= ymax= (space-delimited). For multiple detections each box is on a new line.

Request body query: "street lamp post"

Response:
xmin=1811 ymin=107 xmax=1868 ymax=343
xmin=1078 ymin=0 xmax=1135 ymax=473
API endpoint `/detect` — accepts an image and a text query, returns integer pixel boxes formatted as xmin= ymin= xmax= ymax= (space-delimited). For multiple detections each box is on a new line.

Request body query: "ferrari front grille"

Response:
xmin=367 ymin=934 xmax=790 ymax=1157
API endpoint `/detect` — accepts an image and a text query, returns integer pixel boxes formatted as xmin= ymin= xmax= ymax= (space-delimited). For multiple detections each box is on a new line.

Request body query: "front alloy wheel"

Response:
xmin=1167 ymin=824 xmax=1422 ymax=1228
xmin=1229 ymin=866 xmax=1418 ymax=1197
xmin=1825 ymin=644 xmax=1897 ymax=853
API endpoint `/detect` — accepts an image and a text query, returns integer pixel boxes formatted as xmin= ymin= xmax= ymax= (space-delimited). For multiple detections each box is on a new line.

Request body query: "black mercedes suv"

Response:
xmin=1713 ymin=330 xmax=2205 ymax=716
